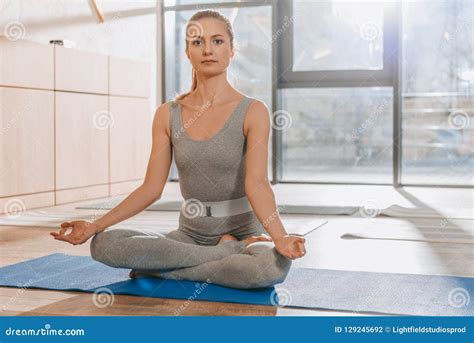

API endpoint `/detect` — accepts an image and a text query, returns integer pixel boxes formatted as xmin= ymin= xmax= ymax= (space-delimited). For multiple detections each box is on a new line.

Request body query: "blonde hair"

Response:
xmin=176 ymin=10 xmax=235 ymax=101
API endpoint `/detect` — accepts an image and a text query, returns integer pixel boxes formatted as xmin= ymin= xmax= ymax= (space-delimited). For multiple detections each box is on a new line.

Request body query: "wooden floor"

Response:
xmin=1 ymin=183 xmax=472 ymax=316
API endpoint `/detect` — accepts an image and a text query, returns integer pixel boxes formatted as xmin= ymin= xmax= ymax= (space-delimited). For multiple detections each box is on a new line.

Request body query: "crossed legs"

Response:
xmin=90 ymin=228 xmax=291 ymax=289
xmin=159 ymin=241 xmax=292 ymax=289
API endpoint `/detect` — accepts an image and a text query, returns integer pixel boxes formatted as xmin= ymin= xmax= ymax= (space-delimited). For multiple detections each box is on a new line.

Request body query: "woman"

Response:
xmin=50 ymin=10 xmax=306 ymax=289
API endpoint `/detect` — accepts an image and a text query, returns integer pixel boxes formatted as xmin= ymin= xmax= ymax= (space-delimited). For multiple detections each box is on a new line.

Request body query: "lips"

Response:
xmin=202 ymin=60 xmax=217 ymax=63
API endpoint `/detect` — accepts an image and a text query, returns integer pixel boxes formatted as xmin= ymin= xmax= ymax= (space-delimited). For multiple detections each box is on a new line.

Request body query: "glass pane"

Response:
xmin=280 ymin=88 xmax=393 ymax=183
xmin=292 ymin=0 xmax=384 ymax=71
xmin=401 ymin=0 xmax=474 ymax=186
xmin=164 ymin=6 xmax=273 ymax=180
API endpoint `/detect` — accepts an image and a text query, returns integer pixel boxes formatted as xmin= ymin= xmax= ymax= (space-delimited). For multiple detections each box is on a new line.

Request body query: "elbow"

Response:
xmin=245 ymin=178 xmax=270 ymax=196
xmin=140 ymin=182 xmax=162 ymax=202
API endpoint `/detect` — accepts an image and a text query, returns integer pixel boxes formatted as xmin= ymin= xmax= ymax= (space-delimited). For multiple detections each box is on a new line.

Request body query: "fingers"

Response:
xmin=51 ymin=221 xmax=72 ymax=237
xmin=297 ymin=241 xmax=306 ymax=256
xmin=275 ymin=235 xmax=307 ymax=260
xmin=257 ymin=235 xmax=272 ymax=241
xmin=283 ymin=250 xmax=304 ymax=260
xmin=55 ymin=233 xmax=82 ymax=245
xmin=283 ymin=238 xmax=305 ymax=259
xmin=50 ymin=221 xmax=79 ymax=245
xmin=288 ymin=241 xmax=306 ymax=260
xmin=59 ymin=222 xmax=72 ymax=236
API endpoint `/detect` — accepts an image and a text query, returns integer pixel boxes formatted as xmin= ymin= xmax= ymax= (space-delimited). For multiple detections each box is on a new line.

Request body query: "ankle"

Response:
xmin=218 ymin=234 xmax=237 ymax=245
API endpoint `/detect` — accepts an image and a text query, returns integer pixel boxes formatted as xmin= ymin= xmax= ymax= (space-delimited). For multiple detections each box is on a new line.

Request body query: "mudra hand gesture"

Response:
xmin=273 ymin=235 xmax=306 ymax=260
xmin=50 ymin=220 xmax=99 ymax=245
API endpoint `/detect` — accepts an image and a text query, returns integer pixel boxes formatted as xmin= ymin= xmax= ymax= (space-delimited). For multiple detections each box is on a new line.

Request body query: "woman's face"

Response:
xmin=185 ymin=17 xmax=234 ymax=76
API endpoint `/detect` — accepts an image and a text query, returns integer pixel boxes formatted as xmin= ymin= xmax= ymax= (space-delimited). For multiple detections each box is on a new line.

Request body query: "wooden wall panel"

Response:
xmin=55 ymin=46 xmax=108 ymax=94
xmin=109 ymin=56 xmax=150 ymax=98
xmin=0 ymin=87 xmax=54 ymax=197
xmin=0 ymin=38 xmax=54 ymax=89
xmin=109 ymin=96 xmax=152 ymax=183
xmin=55 ymin=92 xmax=108 ymax=189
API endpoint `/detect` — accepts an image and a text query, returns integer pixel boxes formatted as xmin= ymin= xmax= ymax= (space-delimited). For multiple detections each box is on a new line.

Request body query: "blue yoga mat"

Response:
xmin=1 ymin=253 xmax=473 ymax=316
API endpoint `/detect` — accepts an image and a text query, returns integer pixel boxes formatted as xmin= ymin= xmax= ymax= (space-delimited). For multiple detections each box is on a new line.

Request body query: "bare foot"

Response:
xmin=129 ymin=269 xmax=160 ymax=279
xmin=218 ymin=234 xmax=237 ymax=245
xmin=243 ymin=234 xmax=272 ymax=247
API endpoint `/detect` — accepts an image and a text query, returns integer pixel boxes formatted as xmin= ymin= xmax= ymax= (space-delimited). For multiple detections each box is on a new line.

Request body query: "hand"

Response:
xmin=50 ymin=220 xmax=99 ymax=245
xmin=273 ymin=235 xmax=306 ymax=260
xmin=243 ymin=234 xmax=272 ymax=247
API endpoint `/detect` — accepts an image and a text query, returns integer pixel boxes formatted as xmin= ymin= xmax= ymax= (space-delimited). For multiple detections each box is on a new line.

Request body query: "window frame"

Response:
xmin=159 ymin=0 xmax=472 ymax=188
xmin=275 ymin=0 xmax=401 ymax=186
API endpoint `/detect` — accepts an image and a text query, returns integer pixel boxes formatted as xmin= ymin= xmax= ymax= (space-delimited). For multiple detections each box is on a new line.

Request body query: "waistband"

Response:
xmin=180 ymin=196 xmax=253 ymax=218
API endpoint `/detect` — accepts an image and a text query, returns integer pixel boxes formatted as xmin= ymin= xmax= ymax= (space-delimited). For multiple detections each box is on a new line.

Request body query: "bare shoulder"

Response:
xmin=244 ymin=99 xmax=271 ymax=135
xmin=152 ymin=101 xmax=175 ymax=138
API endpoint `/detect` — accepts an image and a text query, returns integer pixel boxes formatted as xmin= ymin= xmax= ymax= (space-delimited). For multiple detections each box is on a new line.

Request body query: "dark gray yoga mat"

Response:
xmin=1 ymin=253 xmax=472 ymax=316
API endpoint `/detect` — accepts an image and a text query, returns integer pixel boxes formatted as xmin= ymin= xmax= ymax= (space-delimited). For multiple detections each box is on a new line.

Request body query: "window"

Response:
xmin=275 ymin=0 xmax=395 ymax=184
xmin=161 ymin=0 xmax=473 ymax=187
xmin=292 ymin=0 xmax=384 ymax=71
xmin=401 ymin=0 xmax=473 ymax=185
xmin=280 ymin=87 xmax=392 ymax=183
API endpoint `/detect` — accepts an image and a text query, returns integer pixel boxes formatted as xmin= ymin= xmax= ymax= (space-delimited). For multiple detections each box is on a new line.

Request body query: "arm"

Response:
xmin=52 ymin=103 xmax=173 ymax=244
xmin=243 ymin=101 xmax=286 ymax=239
xmin=243 ymin=100 xmax=305 ymax=259
xmin=92 ymin=103 xmax=173 ymax=233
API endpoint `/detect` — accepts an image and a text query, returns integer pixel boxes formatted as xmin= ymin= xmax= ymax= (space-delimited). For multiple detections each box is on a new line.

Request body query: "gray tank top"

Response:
xmin=168 ymin=95 xmax=265 ymax=244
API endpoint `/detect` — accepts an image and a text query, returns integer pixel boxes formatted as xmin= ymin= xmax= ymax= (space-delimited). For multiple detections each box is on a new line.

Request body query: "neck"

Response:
xmin=192 ymin=72 xmax=232 ymax=105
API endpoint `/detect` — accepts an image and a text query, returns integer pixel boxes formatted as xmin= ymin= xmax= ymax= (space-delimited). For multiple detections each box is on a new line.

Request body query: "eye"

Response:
xmin=192 ymin=40 xmax=202 ymax=46
xmin=213 ymin=39 xmax=224 ymax=44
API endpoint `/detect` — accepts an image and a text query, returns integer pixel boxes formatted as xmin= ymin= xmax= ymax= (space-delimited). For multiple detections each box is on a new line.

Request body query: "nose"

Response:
xmin=203 ymin=41 xmax=213 ymax=55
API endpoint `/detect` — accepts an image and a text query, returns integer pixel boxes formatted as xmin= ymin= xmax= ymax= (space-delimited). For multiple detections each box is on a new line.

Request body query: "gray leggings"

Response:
xmin=90 ymin=228 xmax=292 ymax=289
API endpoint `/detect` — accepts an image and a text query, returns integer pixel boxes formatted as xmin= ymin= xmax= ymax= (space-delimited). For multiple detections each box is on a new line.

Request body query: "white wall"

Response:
xmin=0 ymin=0 xmax=161 ymax=108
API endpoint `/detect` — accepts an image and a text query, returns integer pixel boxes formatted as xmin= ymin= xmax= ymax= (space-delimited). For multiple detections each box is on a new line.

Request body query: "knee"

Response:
xmin=258 ymin=251 xmax=292 ymax=287
xmin=272 ymin=252 xmax=292 ymax=283
xmin=90 ymin=230 xmax=119 ymax=267
xmin=238 ymin=248 xmax=292 ymax=289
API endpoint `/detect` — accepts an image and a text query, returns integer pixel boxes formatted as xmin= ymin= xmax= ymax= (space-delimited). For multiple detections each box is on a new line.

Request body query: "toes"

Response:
xmin=257 ymin=236 xmax=272 ymax=241
xmin=219 ymin=234 xmax=237 ymax=243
